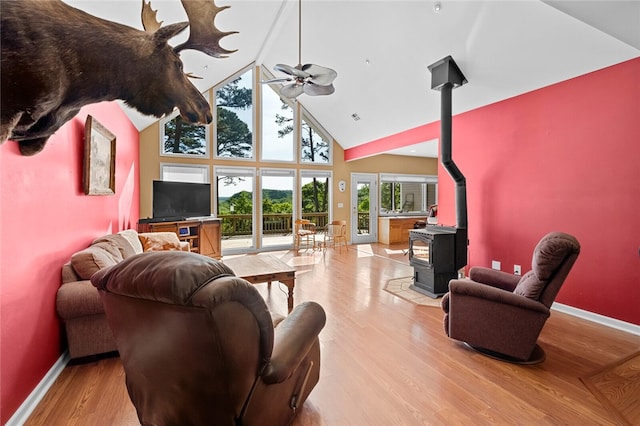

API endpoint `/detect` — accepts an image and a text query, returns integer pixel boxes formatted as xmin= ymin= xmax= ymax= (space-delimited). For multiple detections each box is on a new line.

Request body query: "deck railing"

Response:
xmin=216 ymin=212 xmax=372 ymax=238
xmin=218 ymin=212 xmax=329 ymax=237
xmin=357 ymin=212 xmax=370 ymax=234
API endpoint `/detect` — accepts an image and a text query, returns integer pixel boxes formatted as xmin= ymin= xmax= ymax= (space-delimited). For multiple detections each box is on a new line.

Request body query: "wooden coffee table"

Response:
xmin=222 ymin=254 xmax=296 ymax=312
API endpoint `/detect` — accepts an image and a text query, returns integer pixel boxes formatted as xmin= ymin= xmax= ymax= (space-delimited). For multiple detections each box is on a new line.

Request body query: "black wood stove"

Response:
xmin=409 ymin=56 xmax=469 ymax=298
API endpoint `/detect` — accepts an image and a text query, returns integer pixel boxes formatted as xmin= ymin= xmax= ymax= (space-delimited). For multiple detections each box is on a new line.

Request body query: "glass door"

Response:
xmin=214 ymin=166 xmax=256 ymax=254
xmin=351 ymin=173 xmax=378 ymax=244
xmin=300 ymin=170 xmax=331 ymax=232
xmin=260 ymin=169 xmax=295 ymax=249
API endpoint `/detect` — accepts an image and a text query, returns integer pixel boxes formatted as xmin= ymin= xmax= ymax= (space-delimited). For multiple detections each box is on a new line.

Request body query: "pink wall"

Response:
xmin=347 ymin=58 xmax=640 ymax=325
xmin=438 ymin=58 xmax=639 ymax=325
xmin=0 ymin=102 xmax=139 ymax=423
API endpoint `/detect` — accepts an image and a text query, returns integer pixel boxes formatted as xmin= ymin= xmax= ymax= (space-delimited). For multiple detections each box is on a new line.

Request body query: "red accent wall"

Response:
xmin=348 ymin=57 xmax=640 ymax=325
xmin=439 ymin=58 xmax=640 ymax=325
xmin=0 ymin=102 xmax=139 ymax=423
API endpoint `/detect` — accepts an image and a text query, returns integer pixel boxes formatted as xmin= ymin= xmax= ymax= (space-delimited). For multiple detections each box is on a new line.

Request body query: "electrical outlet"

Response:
xmin=514 ymin=264 xmax=521 ymax=276
xmin=491 ymin=260 xmax=501 ymax=270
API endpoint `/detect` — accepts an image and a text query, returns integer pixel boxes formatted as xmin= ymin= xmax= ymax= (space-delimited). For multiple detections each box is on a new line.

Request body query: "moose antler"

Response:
xmin=141 ymin=0 xmax=163 ymax=33
xmin=141 ymin=0 xmax=237 ymax=58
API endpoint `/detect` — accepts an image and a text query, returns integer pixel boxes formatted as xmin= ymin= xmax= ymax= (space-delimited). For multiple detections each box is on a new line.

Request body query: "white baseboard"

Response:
xmin=552 ymin=302 xmax=640 ymax=336
xmin=6 ymin=351 xmax=70 ymax=426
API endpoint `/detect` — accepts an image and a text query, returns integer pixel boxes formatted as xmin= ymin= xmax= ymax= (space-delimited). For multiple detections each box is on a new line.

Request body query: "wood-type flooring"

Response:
xmin=25 ymin=243 xmax=640 ymax=425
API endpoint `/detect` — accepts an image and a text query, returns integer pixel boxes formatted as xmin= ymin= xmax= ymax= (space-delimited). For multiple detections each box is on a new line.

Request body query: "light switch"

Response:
xmin=337 ymin=203 xmax=344 ymax=208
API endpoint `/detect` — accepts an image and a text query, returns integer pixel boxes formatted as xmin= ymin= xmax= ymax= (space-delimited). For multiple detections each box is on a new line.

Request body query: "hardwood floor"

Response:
xmin=26 ymin=243 xmax=640 ymax=425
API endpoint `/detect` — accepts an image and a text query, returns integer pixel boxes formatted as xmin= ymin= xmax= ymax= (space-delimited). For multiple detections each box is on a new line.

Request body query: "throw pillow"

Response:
xmin=138 ymin=232 xmax=182 ymax=252
xmin=118 ymin=229 xmax=144 ymax=254
xmin=93 ymin=234 xmax=137 ymax=259
xmin=71 ymin=242 xmax=124 ymax=279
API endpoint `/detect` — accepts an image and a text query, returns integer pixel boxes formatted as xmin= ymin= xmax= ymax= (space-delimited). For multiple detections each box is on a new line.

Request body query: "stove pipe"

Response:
xmin=427 ymin=56 xmax=468 ymax=228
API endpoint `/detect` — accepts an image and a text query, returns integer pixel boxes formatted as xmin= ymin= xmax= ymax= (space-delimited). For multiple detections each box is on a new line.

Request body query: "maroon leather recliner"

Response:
xmin=91 ymin=251 xmax=326 ymax=425
xmin=442 ymin=232 xmax=580 ymax=363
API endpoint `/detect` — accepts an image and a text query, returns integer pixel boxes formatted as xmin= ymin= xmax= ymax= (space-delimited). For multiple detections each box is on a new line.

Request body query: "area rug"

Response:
xmin=383 ymin=277 xmax=442 ymax=308
xmin=580 ymin=350 xmax=640 ymax=425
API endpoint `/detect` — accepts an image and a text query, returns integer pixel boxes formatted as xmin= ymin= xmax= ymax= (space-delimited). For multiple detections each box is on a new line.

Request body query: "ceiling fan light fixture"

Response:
xmin=270 ymin=0 xmax=337 ymax=99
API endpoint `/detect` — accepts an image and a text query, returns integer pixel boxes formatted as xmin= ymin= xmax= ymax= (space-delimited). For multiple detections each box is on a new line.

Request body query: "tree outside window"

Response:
xmin=216 ymin=70 xmax=253 ymax=158
xmin=380 ymin=182 xmax=401 ymax=213
xmin=300 ymin=113 xmax=330 ymax=164
xmin=161 ymin=113 xmax=208 ymax=156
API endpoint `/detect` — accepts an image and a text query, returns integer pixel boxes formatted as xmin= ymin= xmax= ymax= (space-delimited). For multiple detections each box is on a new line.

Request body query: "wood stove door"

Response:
xmin=351 ymin=173 xmax=378 ymax=244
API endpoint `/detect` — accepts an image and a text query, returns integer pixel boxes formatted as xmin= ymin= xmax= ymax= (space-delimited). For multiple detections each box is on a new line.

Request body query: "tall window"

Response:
xmin=215 ymin=68 xmax=254 ymax=159
xmin=159 ymin=110 xmax=209 ymax=157
xmin=300 ymin=111 xmax=331 ymax=164
xmin=261 ymin=169 xmax=295 ymax=248
xmin=262 ymin=73 xmax=295 ymax=162
xmin=380 ymin=174 xmax=437 ymax=215
xmin=301 ymin=170 xmax=331 ymax=229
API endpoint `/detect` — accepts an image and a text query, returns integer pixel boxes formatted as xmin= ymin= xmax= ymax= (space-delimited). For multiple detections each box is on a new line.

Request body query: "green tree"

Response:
xmin=380 ymin=182 xmax=401 ymax=211
xmin=262 ymin=198 xmax=293 ymax=214
xmin=276 ymin=102 xmax=294 ymax=139
xmin=217 ymin=78 xmax=252 ymax=108
xmin=216 ymin=108 xmax=252 ymax=158
xmin=163 ymin=116 xmax=206 ymax=155
xmin=301 ymin=180 xmax=328 ymax=213
xmin=358 ymin=185 xmax=370 ymax=212
xmin=216 ymin=76 xmax=253 ymax=158
xmin=300 ymin=120 xmax=329 ymax=163
xmin=228 ymin=190 xmax=253 ymax=214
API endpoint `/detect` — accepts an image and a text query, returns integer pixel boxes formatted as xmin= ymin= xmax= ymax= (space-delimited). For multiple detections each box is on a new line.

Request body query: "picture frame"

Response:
xmin=83 ymin=115 xmax=116 ymax=195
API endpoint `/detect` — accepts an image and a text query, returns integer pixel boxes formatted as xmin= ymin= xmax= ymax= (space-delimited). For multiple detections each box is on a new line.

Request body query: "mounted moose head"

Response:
xmin=0 ymin=0 xmax=236 ymax=156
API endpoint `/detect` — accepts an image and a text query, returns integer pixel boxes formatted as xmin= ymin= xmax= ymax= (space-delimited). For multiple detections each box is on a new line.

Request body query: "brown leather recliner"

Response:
xmin=442 ymin=232 xmax=580 ymax=363
xmin=91 ymin=251 xmax=326 ymax=425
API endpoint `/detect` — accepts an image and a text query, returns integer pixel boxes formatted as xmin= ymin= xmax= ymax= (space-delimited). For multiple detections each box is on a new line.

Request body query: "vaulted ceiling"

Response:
xmin=65 ymin=0 xmax=639 ymax=158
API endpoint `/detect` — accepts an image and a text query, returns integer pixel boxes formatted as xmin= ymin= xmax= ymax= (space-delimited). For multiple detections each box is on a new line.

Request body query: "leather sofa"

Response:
xmin=91 ymin=250 xmax=326 ymax=425
xmin=57 ymin=230 xmax=188 ymax=359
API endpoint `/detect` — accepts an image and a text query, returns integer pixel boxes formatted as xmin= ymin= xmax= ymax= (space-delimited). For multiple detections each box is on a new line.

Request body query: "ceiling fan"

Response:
xmin=263 ymin=0 xmax=337 ymax=99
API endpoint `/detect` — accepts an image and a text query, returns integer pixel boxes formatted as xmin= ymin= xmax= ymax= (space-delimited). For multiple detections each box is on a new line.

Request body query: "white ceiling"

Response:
xmin=65 ymin=0 xmax=640 ymax=158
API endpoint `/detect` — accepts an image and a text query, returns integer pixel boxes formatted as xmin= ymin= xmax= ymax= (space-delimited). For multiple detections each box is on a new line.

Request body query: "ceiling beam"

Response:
xmin=344 ymin=121 xmax=440 ymax=162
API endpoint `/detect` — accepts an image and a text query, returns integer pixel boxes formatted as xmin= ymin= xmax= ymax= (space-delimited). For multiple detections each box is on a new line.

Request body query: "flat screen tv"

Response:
xmin=152 ymin=180 xmax=211 ymax=220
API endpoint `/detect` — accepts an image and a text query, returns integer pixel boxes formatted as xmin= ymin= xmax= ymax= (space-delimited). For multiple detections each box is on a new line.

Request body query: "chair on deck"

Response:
xmin=323 ymin=220 xmax=347 ymax=252
xmin=294 ymin=219 xmax=316 ymax=250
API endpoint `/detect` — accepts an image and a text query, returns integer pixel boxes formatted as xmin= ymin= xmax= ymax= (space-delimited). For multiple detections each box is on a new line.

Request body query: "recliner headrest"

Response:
xmin=532 ymin=232 xmax=580 ymax=280
xmin=91 ymin=251 xmax=235 ymax=305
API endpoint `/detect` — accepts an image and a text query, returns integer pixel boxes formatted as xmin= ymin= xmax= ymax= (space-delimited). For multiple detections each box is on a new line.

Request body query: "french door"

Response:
xmin=350 ymin=173 xmax=377 ymax=244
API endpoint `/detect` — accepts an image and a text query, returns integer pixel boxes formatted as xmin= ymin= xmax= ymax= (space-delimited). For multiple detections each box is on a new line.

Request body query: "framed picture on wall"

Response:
xmin=83 ymin=115 xmax=116 ymax=195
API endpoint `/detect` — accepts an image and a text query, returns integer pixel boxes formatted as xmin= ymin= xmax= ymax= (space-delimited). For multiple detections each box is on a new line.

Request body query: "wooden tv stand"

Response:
xmin=137 ymin=218 xmax=222 ymax=259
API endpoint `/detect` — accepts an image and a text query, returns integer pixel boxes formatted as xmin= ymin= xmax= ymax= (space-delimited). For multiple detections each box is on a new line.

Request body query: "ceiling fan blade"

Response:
xmin=274 ymin=63 xmax=309 ymax=79
xmin=280 ymin=83 xmax=305 ymax=99
xmin=303 ymin=82 xmax=335 ymax=96
xmin=301 ymin=64 xmax=337 ymax=86
xmin=261 ymin=77 xmax=292 ymax=84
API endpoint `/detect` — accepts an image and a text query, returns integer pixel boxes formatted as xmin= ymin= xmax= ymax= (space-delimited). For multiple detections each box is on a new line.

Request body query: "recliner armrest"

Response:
xmin=262 ymin=301 xmax=326 ymax=384
xmin=449 ymin=279 xmax=549 ymax=314
xmin=469 ymin=266 xmax=521 ymax=291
